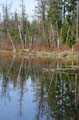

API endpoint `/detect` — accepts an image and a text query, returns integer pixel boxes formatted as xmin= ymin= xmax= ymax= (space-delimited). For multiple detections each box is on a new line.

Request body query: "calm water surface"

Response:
xmin=0 ymin=55 xmax=79 ymax=120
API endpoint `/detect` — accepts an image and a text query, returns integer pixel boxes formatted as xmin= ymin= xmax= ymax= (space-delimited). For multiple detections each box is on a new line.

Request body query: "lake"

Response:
xmin=0 ymin=55 xmax=79 ymax=120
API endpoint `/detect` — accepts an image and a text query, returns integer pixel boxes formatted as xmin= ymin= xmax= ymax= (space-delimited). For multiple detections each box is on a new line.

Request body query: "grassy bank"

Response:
xmin=0 ymin=49 xmax=79 ymax=60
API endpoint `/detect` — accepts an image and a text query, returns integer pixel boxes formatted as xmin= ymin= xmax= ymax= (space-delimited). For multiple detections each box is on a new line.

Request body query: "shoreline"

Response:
xmin=0 ymin=49 xmax=79 ymax=60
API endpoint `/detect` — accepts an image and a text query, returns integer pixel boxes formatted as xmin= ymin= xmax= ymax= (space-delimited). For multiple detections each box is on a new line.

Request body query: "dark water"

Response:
xmin=0 ymin=55 xmax=79 ymax=120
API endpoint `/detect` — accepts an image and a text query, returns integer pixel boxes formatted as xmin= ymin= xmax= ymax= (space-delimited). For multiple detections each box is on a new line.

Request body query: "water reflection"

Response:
xmin=0 ymin=55 xmax=79 ymax=120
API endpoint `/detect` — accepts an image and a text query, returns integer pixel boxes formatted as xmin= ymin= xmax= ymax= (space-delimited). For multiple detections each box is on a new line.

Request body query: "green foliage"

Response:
xmin=48 ymin=0 xmax=62 ymax=28
xmin=61 ymin=18 xmax=76 ymax=48
xmin=9 ymin=12 xmax=20 ymax=43
xmin=66 ymin=36 xmax=75 ymax=48
xmin=61 ymin=22 xmax=69 ymax=43
xmin=48 ymin=0 xmax=58 ymax=25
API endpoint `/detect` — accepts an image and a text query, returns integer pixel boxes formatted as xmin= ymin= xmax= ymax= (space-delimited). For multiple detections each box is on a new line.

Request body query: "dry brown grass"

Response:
xmin=0 ymin=42 xmax=79 ymax=53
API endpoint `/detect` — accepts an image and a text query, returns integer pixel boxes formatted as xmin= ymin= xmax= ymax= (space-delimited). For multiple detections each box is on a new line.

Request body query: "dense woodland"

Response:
xmin=0 ymin=0 xmax=79 ymax=51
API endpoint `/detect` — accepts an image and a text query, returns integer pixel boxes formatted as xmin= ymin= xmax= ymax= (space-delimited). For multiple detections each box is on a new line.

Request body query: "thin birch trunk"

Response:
xmin=8 ymin=31 xmax=16 ymax=51
xmin=18 ymin=24 xmax=24 ymax=49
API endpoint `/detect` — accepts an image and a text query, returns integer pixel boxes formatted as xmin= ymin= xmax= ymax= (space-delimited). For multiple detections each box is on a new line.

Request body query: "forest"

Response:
xmin=0 ymin=1 xmax=79 ymax=119
xmin=0 ymin=0 xmax=78 ymax=53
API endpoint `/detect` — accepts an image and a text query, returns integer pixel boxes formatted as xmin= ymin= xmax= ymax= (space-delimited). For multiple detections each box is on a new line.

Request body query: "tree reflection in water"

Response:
xmin=0 ymin=56 xmax=79 ymax=120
